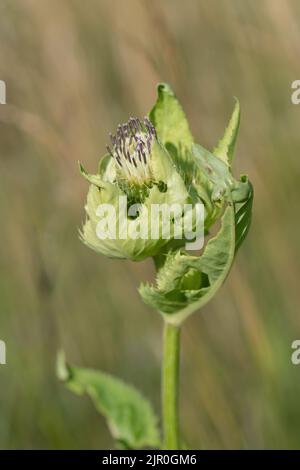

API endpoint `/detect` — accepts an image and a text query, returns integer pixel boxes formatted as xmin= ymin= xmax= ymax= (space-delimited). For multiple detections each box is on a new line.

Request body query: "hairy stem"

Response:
xmin=162 ymin=321 xmax=181 ymax=449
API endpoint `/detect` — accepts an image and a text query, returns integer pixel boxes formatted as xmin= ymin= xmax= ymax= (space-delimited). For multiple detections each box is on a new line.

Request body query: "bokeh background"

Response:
xmin=0 ymin=0 xmax=300 ymax=449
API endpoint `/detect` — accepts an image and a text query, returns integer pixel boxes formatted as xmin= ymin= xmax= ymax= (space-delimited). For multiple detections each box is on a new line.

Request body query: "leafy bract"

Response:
xmin=192 ymin=144 xmax=252 ymax=203
xmin=139 ymin=204 xmax=235 ymax=323
xmin=149 ymin=83 xmax=194 ymax=175
xmin=140 ymin=184 xmax=252 ymax=325
xmin=149 ymin=83 xmax=193 ymax=151
xmin=57 ymin=352 xmax=160 ymax=449
xmin=213 ymin=98 xmax=240 ymax=166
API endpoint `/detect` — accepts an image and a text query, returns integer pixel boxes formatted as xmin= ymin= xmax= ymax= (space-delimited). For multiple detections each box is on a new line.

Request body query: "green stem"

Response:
xmin=162 ymin=321 xmax=181 ymax=449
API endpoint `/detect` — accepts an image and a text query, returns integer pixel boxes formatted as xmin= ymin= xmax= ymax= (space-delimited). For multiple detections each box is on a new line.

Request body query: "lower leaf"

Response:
xmin=57 ymin=352 xmax=160 ymax=449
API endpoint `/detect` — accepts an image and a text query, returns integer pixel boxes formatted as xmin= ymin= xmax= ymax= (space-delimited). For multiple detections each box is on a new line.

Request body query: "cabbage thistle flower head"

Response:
xmin=80 ymin=83 xmax=253 ymax=321
xmin=80 ymin=91 xmax=208 ymax=261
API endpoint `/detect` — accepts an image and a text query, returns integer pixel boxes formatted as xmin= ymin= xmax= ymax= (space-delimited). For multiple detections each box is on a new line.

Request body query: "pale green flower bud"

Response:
xmin=80 ymin=116 xmax=203 ymax=261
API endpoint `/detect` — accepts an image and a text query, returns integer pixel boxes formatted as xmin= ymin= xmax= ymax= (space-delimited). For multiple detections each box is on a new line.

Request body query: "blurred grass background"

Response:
xmin=0 ymin=0 xmax=300 ymax=449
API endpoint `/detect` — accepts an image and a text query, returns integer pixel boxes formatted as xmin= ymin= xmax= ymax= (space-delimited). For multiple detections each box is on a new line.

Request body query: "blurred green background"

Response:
xmin=0 ymin=0 xmax=300 ymax=449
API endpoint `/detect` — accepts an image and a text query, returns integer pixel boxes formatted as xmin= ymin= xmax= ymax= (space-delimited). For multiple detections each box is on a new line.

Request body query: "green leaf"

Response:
xmin=196 ymin=203 xmax=235 ymax=286
xmin=213 ymin=98 xmax=240 ymax=166
xmin=149 ymin=83 xmax=194 ymax=172
xmin=57 ymin=352 xmax=160 ymax=449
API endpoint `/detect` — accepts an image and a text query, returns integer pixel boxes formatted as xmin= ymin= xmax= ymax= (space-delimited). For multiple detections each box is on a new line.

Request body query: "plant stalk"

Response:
xmin=162 ymin=321 xmax=181 ymax=449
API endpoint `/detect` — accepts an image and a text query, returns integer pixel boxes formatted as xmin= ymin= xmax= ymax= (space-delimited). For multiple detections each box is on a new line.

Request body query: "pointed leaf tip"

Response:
xmin=213 ymin=98 xmax=240 ymax=166
xmin=79 ymin=162 xmax=105 ymax=188
xmin=79 ymin=161 xmax=87 ymax=175
xmin=56 ymin=350 xmax=71 ymax=382
xmin=157 ymin=82 xmax=174 ymax=96
xmin=149 ymin=82 xmax=194 ymax=172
